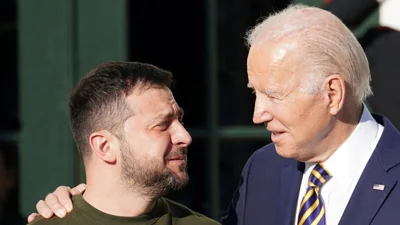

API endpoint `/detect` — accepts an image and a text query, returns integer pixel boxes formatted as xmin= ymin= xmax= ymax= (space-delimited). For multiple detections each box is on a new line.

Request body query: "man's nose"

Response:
xmin=253 ymin=98 xmax=273 ymax=124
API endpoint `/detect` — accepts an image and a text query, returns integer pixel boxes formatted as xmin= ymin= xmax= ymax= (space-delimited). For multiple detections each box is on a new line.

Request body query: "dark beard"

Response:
xmin=120 ymin=142 xmax=189 ymax=199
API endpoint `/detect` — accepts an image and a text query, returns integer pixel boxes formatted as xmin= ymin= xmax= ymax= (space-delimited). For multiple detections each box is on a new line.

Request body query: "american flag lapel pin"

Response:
xmin=373 ymin=184 xmax=385 ymax=191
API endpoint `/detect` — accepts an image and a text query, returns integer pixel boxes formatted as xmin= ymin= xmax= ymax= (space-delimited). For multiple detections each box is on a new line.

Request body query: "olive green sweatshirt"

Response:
xmin=29 ymin=194 xmax=220 ymax=225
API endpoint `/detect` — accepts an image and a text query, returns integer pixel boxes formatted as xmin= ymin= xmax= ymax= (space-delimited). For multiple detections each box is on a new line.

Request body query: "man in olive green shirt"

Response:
xmin=28 ymin=61 xmax=219 ymax=225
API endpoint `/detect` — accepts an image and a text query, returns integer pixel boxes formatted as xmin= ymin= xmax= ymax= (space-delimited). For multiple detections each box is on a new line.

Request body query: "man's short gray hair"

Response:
xmin=245 ymin=4 xmax=372 ymax=105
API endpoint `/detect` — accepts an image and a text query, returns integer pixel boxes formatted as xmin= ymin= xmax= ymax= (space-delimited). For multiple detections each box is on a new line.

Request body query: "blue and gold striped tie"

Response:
xmin=297 ymin=163 xmax=331 ymax=225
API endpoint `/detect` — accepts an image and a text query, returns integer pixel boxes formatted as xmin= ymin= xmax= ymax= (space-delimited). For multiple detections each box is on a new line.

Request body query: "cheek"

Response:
xmin=273 ymin=97 xmax=319 ymax=130
xmin=290 ymin=101 xmax=330 ymax=143
xmin=142 ymin=133 xmax=172 ymax=159
xmin=269 ymin=101 xmax=299 ymax=127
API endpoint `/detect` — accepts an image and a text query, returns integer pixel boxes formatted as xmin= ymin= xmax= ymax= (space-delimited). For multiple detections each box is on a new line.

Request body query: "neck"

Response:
xmin=307 ymin=104 xmax=363 ymax=163
xmin=83 ymin=165 xmax=157 ymax=217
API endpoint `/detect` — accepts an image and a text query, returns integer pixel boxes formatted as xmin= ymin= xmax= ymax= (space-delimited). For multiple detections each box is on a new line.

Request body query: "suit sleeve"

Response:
xmin=220 ymin=152 xmax=256 ymax=225
xmin=322 ymin=0 xmax=379 ymax=29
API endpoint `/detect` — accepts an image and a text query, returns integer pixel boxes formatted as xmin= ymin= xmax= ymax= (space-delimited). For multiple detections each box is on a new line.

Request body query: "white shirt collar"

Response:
xmin=305 ymin=105 xmax=380 ymax=191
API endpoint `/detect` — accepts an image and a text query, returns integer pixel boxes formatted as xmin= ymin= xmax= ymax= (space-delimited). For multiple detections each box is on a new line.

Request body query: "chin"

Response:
xmin=175 ymin=170 xmax=189 ymax=182
xmin=167 ymin=161 xmax=187 ymax=173
xmin=275 ymin=146 xmax=298 ymax=159
xmin=166 ymin=166 xmax=188 ymax=183
xmin=173 ymin=169 xmax=189 ymax=185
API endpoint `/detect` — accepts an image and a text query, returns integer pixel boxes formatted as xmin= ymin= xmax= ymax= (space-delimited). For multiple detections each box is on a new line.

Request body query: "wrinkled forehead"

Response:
xmin=247 ymin=41 xmax=304 ymax=90
xmin=126 ymin=86 xmax=179 ymax=115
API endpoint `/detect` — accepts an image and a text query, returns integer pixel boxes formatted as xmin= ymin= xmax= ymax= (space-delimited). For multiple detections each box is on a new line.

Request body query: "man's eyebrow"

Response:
xmin=247 ymin=83 xmax=279 ymax=95
xmin=149 ymin=107 xmax=185 ymax=125
xmin=263 ymin=89 xmax=279 ymax=95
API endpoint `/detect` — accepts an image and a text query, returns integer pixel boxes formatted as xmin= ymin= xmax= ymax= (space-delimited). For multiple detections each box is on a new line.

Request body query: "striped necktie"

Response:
xmin=297 ymin=163 xmax=331 ymax=225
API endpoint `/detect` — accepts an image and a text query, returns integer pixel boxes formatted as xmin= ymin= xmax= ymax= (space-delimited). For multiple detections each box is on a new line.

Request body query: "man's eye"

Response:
xmin=270 ymin=96 xmax=283 ymax=102
xmin=157 ymin=121 xmax=169 ymax=128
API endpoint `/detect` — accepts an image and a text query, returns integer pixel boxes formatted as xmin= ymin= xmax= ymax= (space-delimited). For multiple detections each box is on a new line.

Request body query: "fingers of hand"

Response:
xmin=53 ymin=186 xmax=74 ymax=212
xmin=27 ymin=213 xmax=39 ymax=223
xmin=44 ymin=193 xmax=67 ymax=218
xmin=70 ymin=183 xmax=86 ymax=196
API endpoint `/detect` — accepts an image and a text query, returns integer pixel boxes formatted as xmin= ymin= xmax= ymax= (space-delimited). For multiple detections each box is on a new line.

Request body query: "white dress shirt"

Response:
xmin=294 ymin=106 xmax=384 ymax=225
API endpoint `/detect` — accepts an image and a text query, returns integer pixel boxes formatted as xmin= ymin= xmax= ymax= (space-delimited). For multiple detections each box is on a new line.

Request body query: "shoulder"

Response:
xmin=28 ymin=215 xmax=71 ymax=225
xmin=245 ymin=143 xmax=293 ymax=172
xmin=28 ymin=208 xmax=81 ymax=225
xmin=160 ymin=198 xmax=220 ymax=224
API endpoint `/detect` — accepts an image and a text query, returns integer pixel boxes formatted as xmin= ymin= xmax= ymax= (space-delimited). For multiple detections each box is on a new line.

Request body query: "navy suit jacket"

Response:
xmin=221 ymin=114 xmax=400 ymax=225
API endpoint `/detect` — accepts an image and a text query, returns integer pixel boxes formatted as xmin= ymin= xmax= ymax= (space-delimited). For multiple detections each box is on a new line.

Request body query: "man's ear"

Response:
xmin=323 ymin=74 xmax=345 ymax=116
xmin=89 ymin=130 xmax=117 ymax=164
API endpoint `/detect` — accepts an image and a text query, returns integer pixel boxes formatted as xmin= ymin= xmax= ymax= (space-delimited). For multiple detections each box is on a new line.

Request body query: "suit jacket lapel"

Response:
xmin=279 ymin=162 xmax=304 ymax=225
xmin=338 ymin=155 xmax=397 ymax=225
xmin=339 ymin=115 xmax=400 ymax=225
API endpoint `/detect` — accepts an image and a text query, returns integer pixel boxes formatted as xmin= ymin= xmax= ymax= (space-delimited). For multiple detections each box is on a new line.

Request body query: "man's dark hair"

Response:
xmin=69 ymin=61 xmax=173 ymax=157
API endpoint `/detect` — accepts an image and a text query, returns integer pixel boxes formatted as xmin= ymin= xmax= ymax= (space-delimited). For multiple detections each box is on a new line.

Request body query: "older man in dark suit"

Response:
xmin=221 ymin=4 xmax=400 ymax=225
